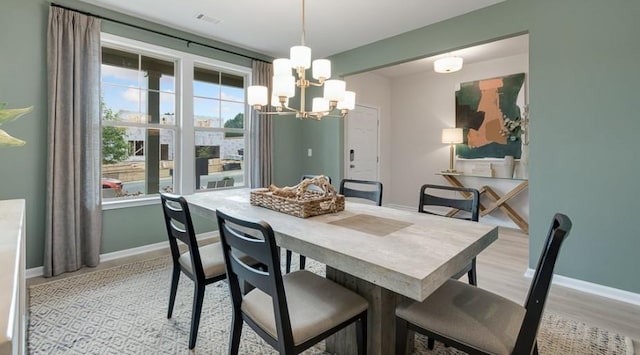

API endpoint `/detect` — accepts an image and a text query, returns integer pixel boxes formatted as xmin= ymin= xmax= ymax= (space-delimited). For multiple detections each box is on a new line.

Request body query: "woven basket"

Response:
xmin=250 ymin=189 xmax=345 ymax=218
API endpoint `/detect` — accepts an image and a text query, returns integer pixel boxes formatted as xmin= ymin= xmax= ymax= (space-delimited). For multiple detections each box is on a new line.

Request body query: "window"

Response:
xmin=100 ymin=34 xmax=251 ymax=204
xmin=193 ymin=66 xmax=246 ymax=190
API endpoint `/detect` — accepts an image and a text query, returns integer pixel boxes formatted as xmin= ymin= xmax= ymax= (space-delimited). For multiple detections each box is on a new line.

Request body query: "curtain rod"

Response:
xmin=50 ymin=3 xmax=270 ymax=63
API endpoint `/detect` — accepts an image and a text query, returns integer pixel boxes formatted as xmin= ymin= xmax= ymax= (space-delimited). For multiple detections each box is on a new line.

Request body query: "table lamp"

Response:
xmin=442 ymin=128 xmax=463 ymax=173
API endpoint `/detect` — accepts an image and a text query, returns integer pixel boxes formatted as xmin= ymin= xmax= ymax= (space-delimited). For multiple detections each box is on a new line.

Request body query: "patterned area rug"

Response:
xmin=28 ymin=256 xmax=634 ymax=354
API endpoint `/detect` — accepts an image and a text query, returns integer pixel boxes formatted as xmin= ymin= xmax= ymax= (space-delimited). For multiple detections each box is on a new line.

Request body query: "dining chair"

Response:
xmin=419 ymin=184 xmax=480 ymax=286
xmin=216 ymin=209 xmax=369 ymax=355
xmin=285 ymin=174 xmax=333 ymax=273
xmin=395 ymin=213 xmax=572 ymax=355
xmin=339 ymin=178 xmax=383 ymax=206
xmin=160 ymin=192 xmax=242 ymax=349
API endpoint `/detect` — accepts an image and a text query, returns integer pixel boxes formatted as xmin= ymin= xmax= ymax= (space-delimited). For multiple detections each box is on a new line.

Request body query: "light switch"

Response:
xmin=307 ymin=148 xmax=312 ymax=157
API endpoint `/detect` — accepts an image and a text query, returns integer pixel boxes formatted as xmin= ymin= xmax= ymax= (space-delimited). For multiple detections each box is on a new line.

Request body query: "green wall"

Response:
xmin=3 ymin=0 xmax=640 ymax=295
xmin=321 ymin=0 xmax=640 ymax=294
xmin=0 ymin=0 xmax=269 ymax=268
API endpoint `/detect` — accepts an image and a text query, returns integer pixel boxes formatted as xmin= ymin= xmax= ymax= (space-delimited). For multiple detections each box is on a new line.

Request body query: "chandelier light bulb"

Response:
xmin=312 ymin=97 xmax=330 ymax=113
xmin=273 ymin=58 xmax=293 ymax=76
xmin=324 ymin=80 xmax=346 ymax=102
xmin=247 ymin=85 xmax=268 ymax=106
xmin=337 ymin=91 xmax=356 ymax=110
xmin=290 ymin=46 xmax=311 ymax=69
xmin=312 ymin=59 xmax=331 ymax=80
xmin=273 ymin=75 xmax=295 ymax=98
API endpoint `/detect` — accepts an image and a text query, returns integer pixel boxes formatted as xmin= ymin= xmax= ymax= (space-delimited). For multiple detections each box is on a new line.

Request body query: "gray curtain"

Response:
xmin=250 ymin=60 xmax=274 ymax=188
xmin=45 ymin=7 xmax=102 ymax=277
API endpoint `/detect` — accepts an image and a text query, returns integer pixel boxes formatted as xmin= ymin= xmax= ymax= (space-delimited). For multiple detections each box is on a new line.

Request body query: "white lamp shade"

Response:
xmin=247 ymin=85 xmax=268 ymax=106
xmin=434 ymin=56 xmax=463 ymax=73
xmin=273 ymin=75 xmax=295 ymax=98
xmin=337 ymin=91 xmax=356 ymax=110
xmin=323 ymin=80 xmax=346 ymax=102
xmin=290 ymin=46 xmax=311 ymax=69
xmin=312 ymin=59 xmax=331 ymax=80
xmin=273 ymin=58 xmax=293 ymax=76
xmin=312 ymin=97 xmax=330 ymax=113
xmin=271 ymin=95 xmax=289 ymax=107
xmin=442 ymin=128 xmax=464 ymax=144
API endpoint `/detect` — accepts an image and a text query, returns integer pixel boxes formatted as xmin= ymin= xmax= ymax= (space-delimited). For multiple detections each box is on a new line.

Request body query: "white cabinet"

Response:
xmin=0 ymin=200 xmax=26 ymax=355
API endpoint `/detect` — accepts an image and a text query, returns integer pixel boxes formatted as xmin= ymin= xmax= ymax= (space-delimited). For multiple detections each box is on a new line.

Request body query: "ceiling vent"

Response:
xmin=196 ymin=14 xmax=222 ymax=25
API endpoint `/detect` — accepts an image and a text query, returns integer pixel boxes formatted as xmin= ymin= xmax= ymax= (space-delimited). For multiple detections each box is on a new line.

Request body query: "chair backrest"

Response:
xmin=160 ymin=192 xmax=205 ymax=279
xmin=418 ymin=184 xmax=480 ymax=222
xmin=216 ymin=209 xmax=295 ymax=347
xmin=301 ymin=174 xmax=332 ymax=184
xmin=339 ymin=179 xmax=383 ymax=206
xmin=512 ymin=213 xmax=572 ymax=354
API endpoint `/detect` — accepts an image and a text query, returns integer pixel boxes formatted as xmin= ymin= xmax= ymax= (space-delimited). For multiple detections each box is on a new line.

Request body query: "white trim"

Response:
xmin=26 ymin=232 xmax=219 ymax=279
xmin=524 ymin=268 xmax=640 ymax=307
xmin=25 ymin=267 xmax=43 ymax=279
xmin=99 ymin=240 xmax=170 ymax=263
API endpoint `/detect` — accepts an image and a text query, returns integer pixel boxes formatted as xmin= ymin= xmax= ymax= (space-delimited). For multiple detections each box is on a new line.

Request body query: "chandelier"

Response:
xmin=247 ymin=0 xmax=355 ymax=120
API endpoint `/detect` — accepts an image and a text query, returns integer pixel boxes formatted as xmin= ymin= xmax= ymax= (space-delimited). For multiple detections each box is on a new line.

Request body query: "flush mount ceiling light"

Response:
xmin=434 ymin=55 xmax=464 ymax=73
xmin=247 ymin=0 xmax=355 ymax=120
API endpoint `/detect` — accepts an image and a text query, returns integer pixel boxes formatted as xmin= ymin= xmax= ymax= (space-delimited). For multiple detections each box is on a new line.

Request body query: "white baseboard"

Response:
xmin=524 ymin=268 xmax=640 ymax=307
xmin=26 ymin=231 xmax=219 ymax=279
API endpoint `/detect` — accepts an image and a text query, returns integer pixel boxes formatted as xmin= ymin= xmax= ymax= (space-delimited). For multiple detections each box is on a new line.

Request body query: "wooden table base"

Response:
xmin=325 ymin=266 xmax=414 ymax=355
xmin=441 ymin=174 xmax=529 ymax=234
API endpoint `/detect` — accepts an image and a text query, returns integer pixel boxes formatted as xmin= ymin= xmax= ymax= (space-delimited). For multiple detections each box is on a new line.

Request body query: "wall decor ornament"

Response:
xmin=0 ymin=103 xmax=33 ymax=147
xmin=455 ymin=73 xmax=526 ymax=159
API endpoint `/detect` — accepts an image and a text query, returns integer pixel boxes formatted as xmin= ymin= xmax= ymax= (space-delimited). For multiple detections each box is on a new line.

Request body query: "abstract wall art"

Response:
xmin=455 ymin=73 xmax=526 ymax=159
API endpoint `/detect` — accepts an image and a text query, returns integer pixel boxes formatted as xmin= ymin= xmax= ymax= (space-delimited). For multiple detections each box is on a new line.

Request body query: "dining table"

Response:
xmin=185 ymin=188 xmax=499 ymax=355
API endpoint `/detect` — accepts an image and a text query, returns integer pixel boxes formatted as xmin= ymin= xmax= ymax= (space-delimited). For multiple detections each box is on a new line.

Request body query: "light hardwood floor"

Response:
xmin=27 ymin=228 xmax=639 ymax=353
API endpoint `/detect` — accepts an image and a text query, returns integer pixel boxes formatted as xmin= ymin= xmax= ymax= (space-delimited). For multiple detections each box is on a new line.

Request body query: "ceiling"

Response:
xmin=369 ymin=34 xmax=529 ymax=78
xmin=77 ymin=0 xmax=505 ymax=59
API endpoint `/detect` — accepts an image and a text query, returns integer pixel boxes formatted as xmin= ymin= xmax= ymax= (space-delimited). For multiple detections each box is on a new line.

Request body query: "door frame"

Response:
xmin=343 ymin=104 xmax=381 ymax=181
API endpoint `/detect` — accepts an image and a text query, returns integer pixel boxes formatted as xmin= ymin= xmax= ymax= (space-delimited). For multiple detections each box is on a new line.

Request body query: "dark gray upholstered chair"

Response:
xmin=419 ymin=184 xmax=480 ymax=286
xmin=161 ymin=192 xmax=230 ymax=349
xmin=339 ymin=179 xmax=383 ymax=206
xmin=395 ymin=213 xmax=572 ymax=355
xmin=285 ymin=175 xmax=333 ymax=273
xmin=216 ymin=209 xmax=368 ymax=355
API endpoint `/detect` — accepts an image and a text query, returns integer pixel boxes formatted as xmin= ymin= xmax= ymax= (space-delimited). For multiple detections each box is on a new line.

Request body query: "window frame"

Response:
xmin=100 ymin=33 xmax=252 ymax=210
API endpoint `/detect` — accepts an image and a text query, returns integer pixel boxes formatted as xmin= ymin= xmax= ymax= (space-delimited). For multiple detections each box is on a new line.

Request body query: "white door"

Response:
xmin=345 ymin=105 xmax=379 ymax=181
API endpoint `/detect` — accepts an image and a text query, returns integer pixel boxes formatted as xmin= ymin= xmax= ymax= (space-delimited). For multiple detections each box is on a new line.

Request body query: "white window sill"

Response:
xmin=102 ymin=196 xmax=159 ymax=210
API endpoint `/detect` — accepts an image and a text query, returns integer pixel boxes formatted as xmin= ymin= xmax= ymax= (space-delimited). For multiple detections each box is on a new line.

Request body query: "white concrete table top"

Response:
xmin=186 ymin=188 xmax=498 ymax=302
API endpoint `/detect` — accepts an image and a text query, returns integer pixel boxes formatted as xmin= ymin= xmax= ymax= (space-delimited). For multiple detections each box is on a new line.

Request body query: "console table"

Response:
xmin=437 ymin=173 xmax=529 ymax=233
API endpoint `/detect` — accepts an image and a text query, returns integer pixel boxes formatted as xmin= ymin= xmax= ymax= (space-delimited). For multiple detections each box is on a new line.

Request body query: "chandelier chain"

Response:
xmin=301 ymin=0 xmax=306 ymax=46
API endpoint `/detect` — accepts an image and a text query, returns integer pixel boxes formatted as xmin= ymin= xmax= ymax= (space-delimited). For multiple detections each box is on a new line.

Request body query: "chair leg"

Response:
xmin=167 ymin=266 xmax=180 ymax=318
xmin=428 ymin=337 xmax=435 ymax=350
xmin=228 ymin=311 xmax=243 ymax=355
xmin=285 ymin=249 xmax=293 ymax=273
xmin=188 ymin=283 xmax=206 ymax=349
xmin=395 ymin=316 xmax=408 ymax=355
xmin=356 ymin=312 xmax=367 ymax=355
xmin=299 ymin=255 xmax=307 ymax=270
xmin=468 ymin=257 xmax=478 ymax=286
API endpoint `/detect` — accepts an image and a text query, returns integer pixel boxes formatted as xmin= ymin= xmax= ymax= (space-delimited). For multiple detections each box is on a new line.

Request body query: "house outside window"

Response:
xmin=100 ymin=34 xmax=251 ymax=206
